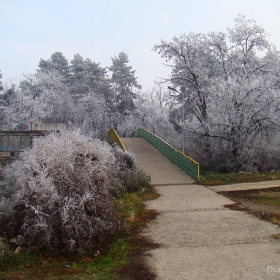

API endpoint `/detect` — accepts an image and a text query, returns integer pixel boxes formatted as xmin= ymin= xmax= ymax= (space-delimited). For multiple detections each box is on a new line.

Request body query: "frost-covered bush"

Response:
xmin=113 ymin=144 xmax=135 ymax=172
xmin=0 ymin=130 xmax=125 ymax=253
xmin=112 ymin=145 xmax=151 ymax=192
xmin=121 ymin=167 xmax=151 ymax=193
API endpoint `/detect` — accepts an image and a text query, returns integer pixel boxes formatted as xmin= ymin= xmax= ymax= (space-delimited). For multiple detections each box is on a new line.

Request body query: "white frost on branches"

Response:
xmin=0 ymin=130 xmax=125 ymax=252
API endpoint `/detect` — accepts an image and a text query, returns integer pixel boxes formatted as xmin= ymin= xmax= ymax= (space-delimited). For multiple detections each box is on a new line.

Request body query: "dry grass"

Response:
xmin=221 ymin=188 xmax=280 ymax=234
xmin=200 ymin=171 xmax=280 ymax=186
xmin=0 ymin=186 xmax=160 ymax=280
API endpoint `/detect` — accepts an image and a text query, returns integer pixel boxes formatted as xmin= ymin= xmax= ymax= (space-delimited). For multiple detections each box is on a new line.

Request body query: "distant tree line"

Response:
xmin=0 ymin=51 xmax=142 ymax=139
xmin=1 ymin=15 xmax=280 ymax=172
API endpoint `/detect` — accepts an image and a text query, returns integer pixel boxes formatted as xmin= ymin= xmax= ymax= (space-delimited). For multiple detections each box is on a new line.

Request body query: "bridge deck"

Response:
xmin=121 ymin=138 xmax=194 ymax=185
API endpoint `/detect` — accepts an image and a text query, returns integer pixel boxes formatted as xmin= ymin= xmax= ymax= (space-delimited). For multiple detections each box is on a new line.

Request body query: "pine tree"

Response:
xmin=38 ymin=51 xmax=70 ymax=76
xmin=109 ymin=52 xmax=141 ymax=114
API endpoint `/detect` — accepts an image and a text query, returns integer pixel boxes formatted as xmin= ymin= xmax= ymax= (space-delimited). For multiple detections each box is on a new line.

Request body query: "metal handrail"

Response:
xmin=131 ymin=128 xmax=200 ymax=181
xmin=107 ymin=129 xmax=127 ymax=151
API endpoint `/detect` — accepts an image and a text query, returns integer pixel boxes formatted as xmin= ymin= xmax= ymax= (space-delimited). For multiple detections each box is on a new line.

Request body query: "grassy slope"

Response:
xmin=0 ymin=188 xmax=159 ymax=280
xmin=200 ymin=170 xmax=280 ymax=185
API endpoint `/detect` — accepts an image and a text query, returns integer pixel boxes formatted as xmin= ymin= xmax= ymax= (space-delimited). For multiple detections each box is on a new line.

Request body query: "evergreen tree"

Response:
xmin=38 ymin=51 xmax=70 ymax=76
xmin=69 ymin=53 xmax=114 ymax=110
xmin=109 ymin=52 xmax=141 ymax=114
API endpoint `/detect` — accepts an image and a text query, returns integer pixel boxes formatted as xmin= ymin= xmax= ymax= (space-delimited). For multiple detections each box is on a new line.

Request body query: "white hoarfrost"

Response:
xmin=0 ymin=130 xmax=125 ymax=252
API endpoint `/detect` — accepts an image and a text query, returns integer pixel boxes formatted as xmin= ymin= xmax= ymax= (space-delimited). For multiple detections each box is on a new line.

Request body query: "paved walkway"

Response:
xmin=209 ymin=180 xmax=280 ymax=192
xmin=122 ymin=138 xmax=194 ymax=185
xmin=122 ymin=138 xmax=280 ymax=280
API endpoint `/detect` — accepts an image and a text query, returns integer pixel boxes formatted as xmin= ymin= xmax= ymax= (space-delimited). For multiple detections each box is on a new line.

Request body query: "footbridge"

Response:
xmin=107 ymin=128 xmax=200 ymax=183
xmin=108 ymin=128 xmax=280 ymax=279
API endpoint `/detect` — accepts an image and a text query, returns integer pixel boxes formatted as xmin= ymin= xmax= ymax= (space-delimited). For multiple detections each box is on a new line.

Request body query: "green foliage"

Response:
xmin=38 ymin=52 xmax=70 ymax=76
xmin=0 ymin=248 xmax=42 ymax=272
xmin=73 ymin=238 xmax=131 ymax=280
xmin=109 ymin=52 xmax=141 ymax=114
xmin=69 ymin=53 xmax=112 ymax=100
xmin=238 ymin=195 xmax=280 ymax=206
xmin=117 ymin=193 xmax=143 ymax=223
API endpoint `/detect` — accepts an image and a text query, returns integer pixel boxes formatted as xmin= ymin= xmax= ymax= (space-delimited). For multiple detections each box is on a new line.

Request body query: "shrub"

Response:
xmin=0 ymin=130 xmax=125 ymax=253
xmin=121 ymin=167 xmax=151 ymax=193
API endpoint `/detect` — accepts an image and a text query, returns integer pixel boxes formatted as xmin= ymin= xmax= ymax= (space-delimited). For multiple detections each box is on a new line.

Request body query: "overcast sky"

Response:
xmin=1 ymin=0 xmax=280 ymax=90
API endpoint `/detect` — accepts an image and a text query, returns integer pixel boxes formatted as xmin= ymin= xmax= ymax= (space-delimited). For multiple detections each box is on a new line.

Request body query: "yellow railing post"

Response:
xmin=107 ymin=129 xmax=127 ymax=151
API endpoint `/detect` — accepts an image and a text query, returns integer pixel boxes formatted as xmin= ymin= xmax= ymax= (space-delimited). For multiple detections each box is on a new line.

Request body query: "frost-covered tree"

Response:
xmin=154 ymin=32 xmax=217 ymax=163
xmin=5 ymin=70 xmax=112 ymax=136
xmin=0 ymin=84 xmax=18 ymax=127
xmin=0 ymin=71 xmax=3 ymax=92
xmin=0 ymin=75 xmax=11 ymax=127
xmin=109 ymin=52 xmax=141 ymax=114
xmin=154 ymin=33 xmax=213 ymax=124
xmin=205 ymin=15 xmax=280 ymax=170
xmin=117 ymin=83 xmax=180 ymax=146
xmin=148 ymin=83 xmax=175 ymax=115
xmin=16 ymin=71 xmax=74 ymax=124
xmin=0 ymin=51 xmax=144 ymax=135
xmin=35 ymin=71 xmax=75 ymax=123
xmin=208 ymin=77 xmax=280 ymax=171
xmin=155 ymin=15 xmax=280 ymax=171
xmin=75 ymin=91 xmax=110 ymax=138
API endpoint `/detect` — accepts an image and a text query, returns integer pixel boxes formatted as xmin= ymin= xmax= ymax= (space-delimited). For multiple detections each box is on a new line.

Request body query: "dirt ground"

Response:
xmin=219 ymin=187 xmax=280 ymax=223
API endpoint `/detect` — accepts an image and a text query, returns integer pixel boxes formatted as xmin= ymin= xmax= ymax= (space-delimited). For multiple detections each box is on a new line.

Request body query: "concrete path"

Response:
xmin=209 ymin=180 xmax=280 ymax=192
xmin=121 ymin=138 xmax=194 ymax=185
xmin=122 ymin=138 xmax=280 ymax=280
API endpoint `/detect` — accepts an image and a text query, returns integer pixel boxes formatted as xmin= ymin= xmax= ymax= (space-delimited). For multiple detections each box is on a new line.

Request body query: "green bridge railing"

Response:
xmin=131 ymin=128 xmax=200 ymax=181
